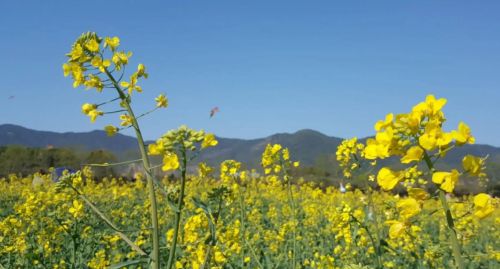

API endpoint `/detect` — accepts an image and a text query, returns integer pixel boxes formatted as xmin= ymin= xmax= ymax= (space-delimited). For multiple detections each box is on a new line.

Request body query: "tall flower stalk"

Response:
xmin=63 ymin=32 xmax=169 ymax=268
xmin=148 ymin=126 xmax=218 ymax=269
xmin=261 ymin=144 xmax=300 ymax=268
xmin=422 ymin=151 xmax=465 ymax=269
xmin=347 ymin=94 xmax=488 ymax=269
xmin=336 ymin=137 xmax=383 ymax=268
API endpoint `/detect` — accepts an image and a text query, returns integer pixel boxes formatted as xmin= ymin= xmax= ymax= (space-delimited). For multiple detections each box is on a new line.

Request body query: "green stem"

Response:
xmin=71 ymin=231 xmax=77 ymax=269
xmin=366 ymin=189 xmax=383 ymax=268
xmin=82 ymin=158 xmax=143 ymax=167
xmin=166 ymin=147 xmax=188 ymax=269
xmin=105 ymin=68 xmax=160 ymax=269
xmin=287 ymin=179 xmax=297 ymax=269
xmin=351 ymin=213 xmax=381 ymax=268
xmin=237 ymin=185 xmax=247 ymax=267
xmin=282 ymin=162 xmax=297 ymax=269
xmin=423 ymin=151 xmax=465 ymax=269
xmin=237 ymin=185 xmax=264 ymax=269
xmin=71 ymin=187 xmax=148 ymax=256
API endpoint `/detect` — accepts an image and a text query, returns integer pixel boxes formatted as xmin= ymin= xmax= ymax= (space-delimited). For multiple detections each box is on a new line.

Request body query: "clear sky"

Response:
xmin=1 ymin=1 xmax=499 ymax=146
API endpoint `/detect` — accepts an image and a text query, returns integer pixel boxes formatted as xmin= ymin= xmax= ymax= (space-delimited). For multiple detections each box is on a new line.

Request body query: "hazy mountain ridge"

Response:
xmin=1 ymin=124 xmax=499 ymax=172
xmin=0 ymin=124 xmax=137 ymax=152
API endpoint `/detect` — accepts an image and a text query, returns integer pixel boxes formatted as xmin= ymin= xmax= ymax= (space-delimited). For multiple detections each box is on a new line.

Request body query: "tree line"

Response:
xmin=0 ymin=145 xmax=117 ymax=178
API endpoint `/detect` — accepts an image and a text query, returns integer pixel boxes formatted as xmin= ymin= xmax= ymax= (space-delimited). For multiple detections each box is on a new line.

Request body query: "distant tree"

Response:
xmin=0 ymin=146 xmax=80 ymax=177
xmin=85 ymin=150 xmax=118 ymax=178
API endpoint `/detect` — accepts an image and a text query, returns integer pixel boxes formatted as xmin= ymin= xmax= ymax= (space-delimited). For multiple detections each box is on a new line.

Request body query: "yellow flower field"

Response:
xmin=0 ymin=170 xmax=498 ymax=268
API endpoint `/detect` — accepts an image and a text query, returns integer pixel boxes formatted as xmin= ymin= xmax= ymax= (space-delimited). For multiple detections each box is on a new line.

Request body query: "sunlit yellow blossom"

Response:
xmin=473 ymin=193 xmax=494 ymax=219
xmin=84 ymin=75 xmax=104 ymax=91
xmin=162 ymin=152 xmax=179 ymax=171
xmin=104 ymin=36 xmax=120 ymax=51
xmin=401 ymin=146 xmax=423 ymax=164
xmin=419 ymin=124 xmax=453 ymax=151
xmin=81 ymin=103 xmax=96 ymax=114
xmin=408 ymin=188 xmax=430 ymax=200
xmin=85 ymin=39 xmax=100 ymax=52
xmin=336 ymin=137 xmax=365 ymax=177
xmin=68 ymin=200 xmax=84 ymax=218
xmin=432 ymin=169 xmax=459 ymax=193
xmin=386 ymin=220 xmax=406 ymax=239
xmin=68 ymin=43 xmax=84 ymax=61
xmin=426 ymin=95 xmax=447 ymax=114
xmin=155 ymin=94 xmax=168 ymax=108
xmin=419 ymin=132 xmax=436 ymax=151
xmin=214 ymin=250 xmax=227 ymax=263
xmin=397 ymin=197 xmax=421 ymax=220
xmin=220 ymin=160 xmax=241 ymax=181
xmin=198 ymin=162 xmax=213 ymax=178
xmin=413 ymin=94 xmax=447 ymax=116
xmin=375 ymin=113 xmax=393 ymax=131
xmin=462 ymin=155 xmax=484 ymax=176
xmin=104 ymin=125 xmax=118 ymax=136
xmin=90 ymin=55 xmax=111 ymax=73
xmin=137 ymin=63 xmax=148 ymax=78
xmin=201 ymin=133 xmax=218 ymax=148
xmin=283 ymin=148 xmax=290 ymax=160
xmin=87 ymin=249 xmax=109 ymax=268
xmin=112 ymin=51 xmax=132 ymax=70
xmin=364 ymin=138 xmax=390 ymax=159
xmin=148 ymin=142 xmax=164 ymax=155
xmin=119 ymin=114 xmax=133 ymax=127
xmin=120 ymin=74 xmax=142 ymax=94
xmin=271 ymin=144 xmax=282 ymax=154
xmin=453 ymin=122 xmax=475 ymax=145
xmin=84 ymin=107 xmax=103 ymax=123
xmin=377 ymin=167 xmax=401 ymax=191
xmin=62 ymin=63 xmax=74 ymax=77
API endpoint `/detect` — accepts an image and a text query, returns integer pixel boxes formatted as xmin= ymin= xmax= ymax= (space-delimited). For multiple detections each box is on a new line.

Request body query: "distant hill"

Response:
xmin=1 ymin=124 xmax=499 ymax=174
xmin=199 ymin=129 xmax=343 ymax=168
xmin=0 ymin=124 xmax=137 ymax=152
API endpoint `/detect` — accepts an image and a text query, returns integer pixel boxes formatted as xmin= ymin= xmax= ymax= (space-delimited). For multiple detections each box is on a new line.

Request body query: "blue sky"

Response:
xmin=1 ymin=1 xmax=499 ymax=146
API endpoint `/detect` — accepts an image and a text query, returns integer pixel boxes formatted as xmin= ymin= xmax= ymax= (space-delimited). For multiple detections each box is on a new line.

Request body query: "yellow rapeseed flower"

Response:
xmin=148 ymin=142 xmax=164 ymax=155
xmin=473 ymin=193 xmax=494 ymax=219
xmin=104 ymin=125 xmax=118 ymax=136
xmin=374 ymin=113 xmax=393 ymax=131
xmin=385 ymin=220 xmax=406 ymax=239
xmin=401 ymin=146 xmax=424 ymax=164
xmin=453 ymin=122 xmax=475 ymax=145
xmin=155 ymin=94 xmax=168 ymax=108
xmin=104 ymin=36 xmax=120 ymax=51
xmin=432 ymin=169 xmax=459 ymax=193
xmin=137 ymin=63 xmax=148 ymax=78
xmin=68 ymin=43 xmax=84 ymax=61
xmin=377 ymin=167 xmax=401 ymax=191
xmin=408 ymin=188 xmax=430 ymax=200
xmin=90 ymin=55 xmax=111 ymax=73
xmin=81 ymin=103 xmax=96 ymax=114
xmin=462 ymin=155 xmax=484 ymax=176
xmin=68 ymin=200 xmax=84 ymax=218
xmin=86 ymin=108 xmax=103 ymax=123
xmin=85 ymin=39 xmax=100 ymax=52
xmin=119 ymin=114 xmax=133 ymax=127
xmin=201 ymin=133 xmax=218 ymax=149
xmin=162 ymin=152 xmax=179 ymax=171
xmin=397 ymin=197 xmax=421 ymax=220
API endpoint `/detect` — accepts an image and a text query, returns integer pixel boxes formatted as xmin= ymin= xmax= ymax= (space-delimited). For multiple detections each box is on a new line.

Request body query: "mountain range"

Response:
xmin=1 ymin=123 xmax=499 ymax=174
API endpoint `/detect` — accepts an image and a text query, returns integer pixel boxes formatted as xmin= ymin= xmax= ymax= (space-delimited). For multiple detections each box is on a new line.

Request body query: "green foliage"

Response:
xmin=0 ymin=146 xmax=117 ymax=178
